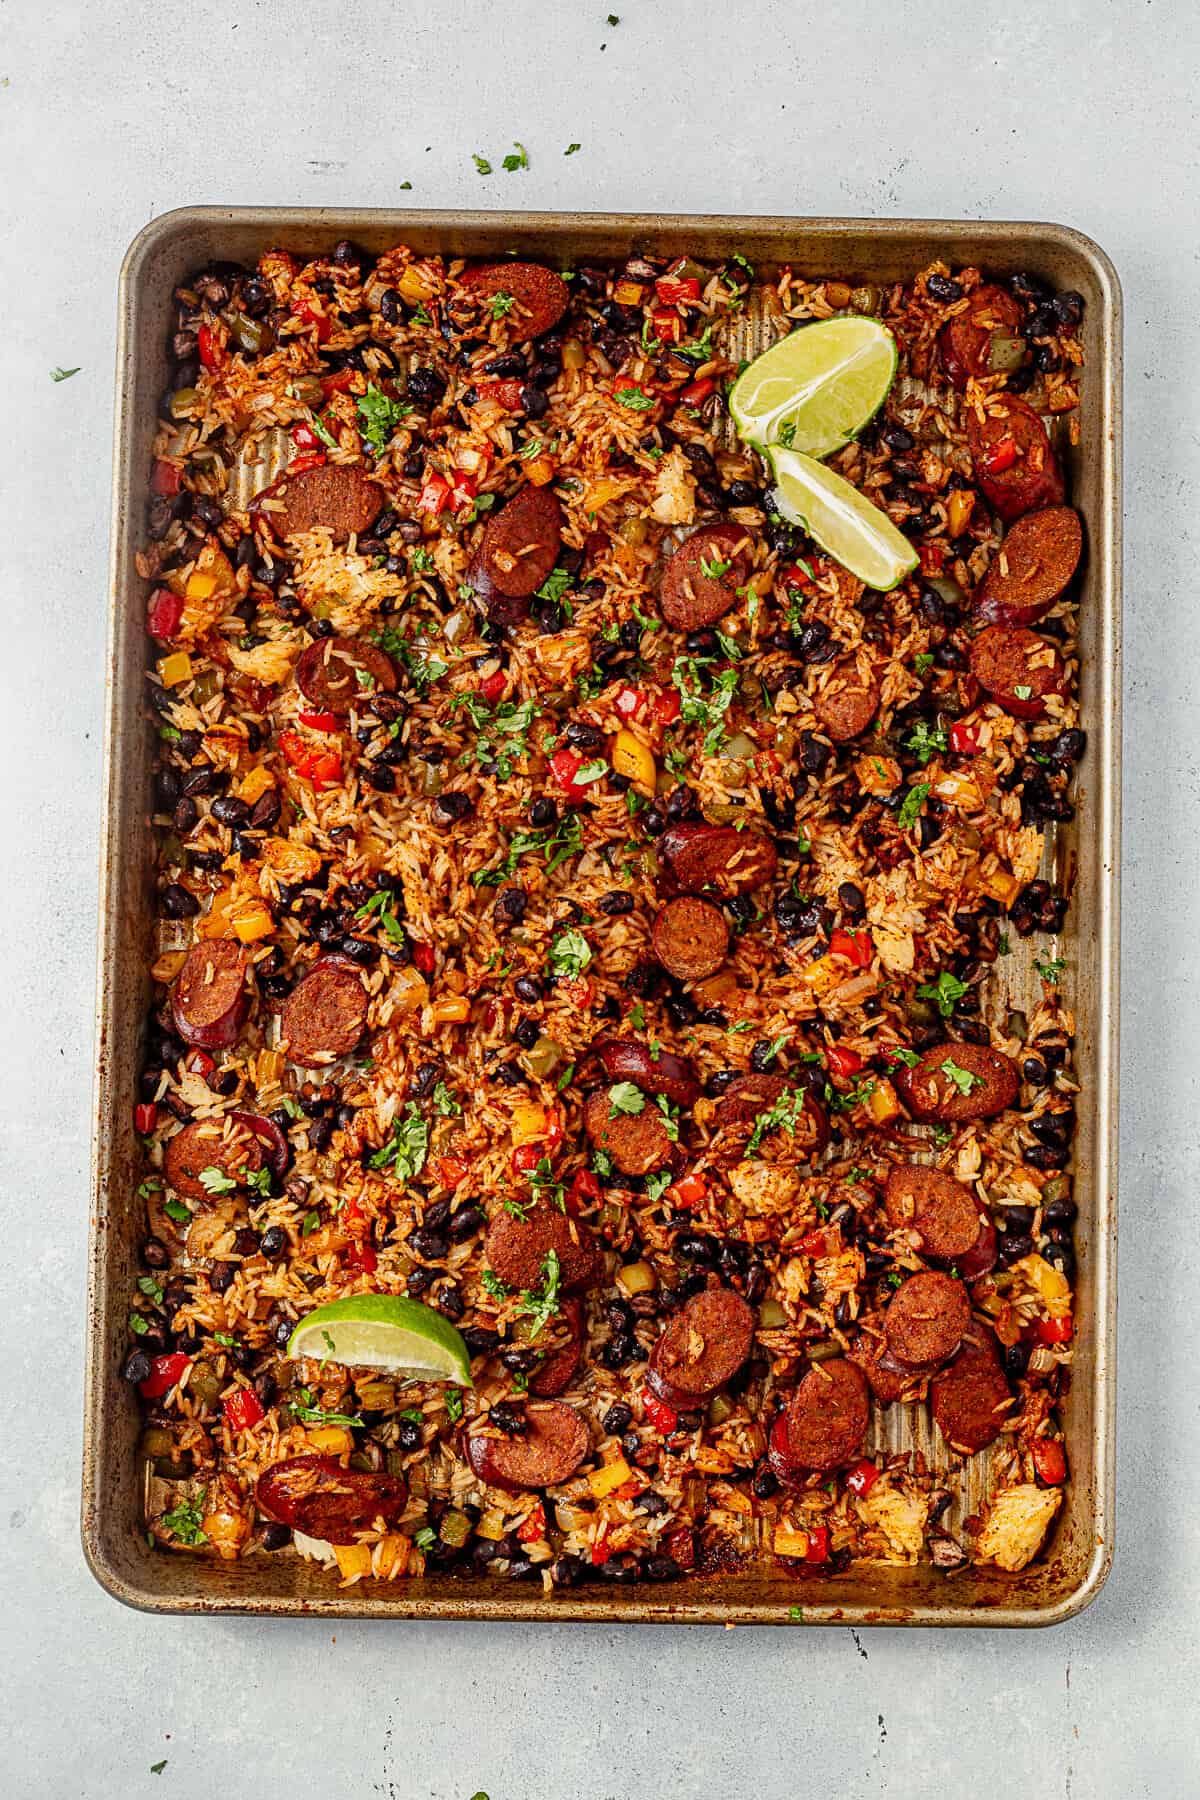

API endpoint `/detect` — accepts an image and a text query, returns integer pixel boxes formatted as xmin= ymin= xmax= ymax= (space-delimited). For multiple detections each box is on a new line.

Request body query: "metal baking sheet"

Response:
xmin=84 ymin=208 xmax=1121 ymax=1624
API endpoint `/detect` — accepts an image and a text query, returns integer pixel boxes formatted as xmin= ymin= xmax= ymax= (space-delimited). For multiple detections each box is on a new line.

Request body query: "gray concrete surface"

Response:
xmin=1 ymin=1 xmax=1196 ymax=1794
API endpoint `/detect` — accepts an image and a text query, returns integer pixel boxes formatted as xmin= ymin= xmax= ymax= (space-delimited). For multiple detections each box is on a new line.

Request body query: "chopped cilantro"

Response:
xmin=51 ymin=366 xmax=81 ymax=382
xmin=472 ymin=153 xmax=493 ymax=175
xmin=655 ymin=1095 xmax=680 ymax=1142
xmin=897 ymin=783 xmax=930 ymax=830
xmin=502 ymin=141 xmax=529 ymax=171
xmin=615 ymin=386 xmax=655 ymax=411
xmin=487 ymin=291 xmax=516 ymax=319
xmin=645 ymin=1169 xmax=672 ymax=1203
xmin=356 ymin=887 xmax=407 ymax=944
xmin=629 ymin=1001 xmax=646 ymax=1030
xmin=1035 ymin=955 xmax=1066 ymax=985
xmin=162 ymin=1489 xmax=207 ymax=1546
xmin=368 ymin=1102 xmax=429 ymax=1180
xmin=549 ymin=928 xmax=592 ymax=978
xmin=443 ymin=1388 xmax=464 ymax=1423
xmin=356 ymin=383 xmax=412 ymax=455
xmin=940 ymin=1058 xmax=981 ymax=1097
xmin=414 ymin=1527 xmax=438 ymax=1552
xmin=137 ymin=1274 xmax=164 ymax=1305
xmin=519 ymin=1249 xmax=562 ymax=1339
xmin=914 ymin=651 xmax=935 ymax=674
xmin=607 ymin=1082 xmax=645 ymax=1117
xmin=482 ymin=1269 xmax=511 ymax=1300
xmin=905 ymin=720 xmax=948 ymax=765
xmin=917 ymin=971 xmax=969 ymax=1018
xmin=128 ymin=1311 xmax=150 ymax=1336
xmin=564 ymin=143 xmax=582 ymax=156
xmin=1013 ymin=684 xmax=1033 ymax=701
xmin=198 ymin=1166 xmax=236 ymax=1196
xmin=700 ymin=555 xmax=732 ymax=580
xmin=746 ymin=1086 xmax=808 ymax=1155
xmin=164 ymin=1196 xmax=191 ymax=1224
xmin=431 ymin=1080 xmax=461 ymax=1117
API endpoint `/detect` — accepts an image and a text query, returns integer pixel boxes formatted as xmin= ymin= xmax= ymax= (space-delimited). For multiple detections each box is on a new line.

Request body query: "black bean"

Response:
xmin=494 ymin=886 xmax=528 ymax=926
xmin=1043 ymin=1196 xmax=1077 ymax=1227
xmin=643 ymin=808 xmax=665 ymax=836
xmin=1025 ymin=1142 xmax=1069 ymax=1171
xmin=598 ymin=890 xmax=634 ymax=916
xmin=123 ymin=1350 xmax=153 ymax=1385
xmin=752 ymin=1463 xmax=778 ymax=1500
xmin=260 ymin=1226 xmax=288 ymax=1261
xmin=407 ymin=366 xmax=446 ymax=406
xmin=514 ymin=1017 xmax=539 ymax=1050
xmin=798 ymin=731 xmax=831 ymax=774
xmin=1053 ymin=291 xmax=1084 ymax=328
xmin=379 ymin=288 xmax=402 ymax=324
xmin=463 ymin=1326 xmax=500 ymax=1357
xmin=209 ymin=1261 xmax=236 ymax=1295
xmin=513 ymin=975 xmax=542 ymax=1003
xmin=676 ymin=1233 xmax=718 ymax=1265
xmin=633 ymin=1490 xmax=668 ymax=1516
xmin=362 ymin=763 xmax=396 ymax=793
xmin=1042 ymin=1240 xmax=1075 ymax=1278
xmin=602 ymin=1403 xmax=633 ymax=1436
xmin=447 ymin=1205 xmax=486 ymax=1243
xmin=160 ymin=883 xmax=199 ymax=919
xmin=433 ymin=790 xmax=473 ymax=823
xmin=1050 ymin=728 xmax=1086 ymax=766
xmin=837 ymin=881 xmax=866 ymax=919
xmin=211 ymin=795 xmax=250 ymax=829
xmin=926 ymin=273 xmax=963 ymax=303
xmin=411 ymin=1061 xmax=440 ymax=1097
xmin=934 ymin=641 xmax=965 ymax=670
xmin=564 ymin=720 xmax=604 ymax=751
xmin=408 ymin=1227 xmax=448 ymax=1261
xmin=490 ymin=1402 xmax=527 ymax=1437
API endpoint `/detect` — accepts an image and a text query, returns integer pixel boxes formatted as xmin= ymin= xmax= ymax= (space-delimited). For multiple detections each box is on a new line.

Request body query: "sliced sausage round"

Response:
xmin=466 ymin=557 xmax=531 ymax=629
xmin=968 ymin=625 xmax=1066 ymax=719
xmin=774 ymin=1358 xmax=869 ymax=1474
xmin=846 ymin=1334 xmax=920 ymax=1404
xmin=528 ymin=1299 xmax=584 ymax=1397
xmin=966 ymin=395 xmax=1064 ymax=522
xmin=885 ymin=1165 xmax=984 ymax=1261
xmin=474 ymin=485 xmax=562 ymax=600
xmin=895 ymin=1041 xmax=1019 ymax=1122
xmin=651 ymin=896 xmax=729 ymax=982
xmin=459 ymin=261 xmax=570 ymax=341
xmin=931 ymin=1331 xmax=1013 ymax=1453
xmin=255 ymin=462 xmax=384 ymax=541
xmin=938 ymin=283 xmax=1023 ymax=389
xmin=171 ymin=939 xmax=250 ymax=1050
xmin=256 ymin=1454 xmax=406 ymax=1544
xmin=658 ymin=524 xmax=753 ymax=630
xmin=295 ymin=636 xmax=397 ymax=714
xmin=658 ymin=822 xmax=778 ymax=896
xmin=591 ymin=1037 xmax=700 ymax=1108
xmin=464 ymin=1400 xmax=590 ymax=1491
xmin=973 ymin=507 xmax=1083 ymax=628
xmin=884 ymin=1271 xmax=970 ymax=1368
xmin=956 ymin=1216 xmax=998 ymax=1281
xmin=164 ymin=1116 xmax=265 ymax=1204
xmin=645 ymin=1288 xmax=755 ymax=1407
xmin=583 ymin=1089 xmax=676 ymax=1176
xmin=279 ymin=960 xmax=369 ymax=1067
xmin=812 ymin=656 xmax=881 ymax=742
xmin=484 ymin=1204 xmax=602 ymax=1294
xmin=715 ymin=1074 xmax=830 ymax=1157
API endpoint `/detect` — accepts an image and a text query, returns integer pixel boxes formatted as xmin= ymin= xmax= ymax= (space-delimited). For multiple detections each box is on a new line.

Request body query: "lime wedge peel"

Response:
xmin=767 ymin=446 xmax=919 ymax=593
xmin=730 ymin=316 xmax=897 ymax=457
xmin=287 ymin=1293 xmax=473 ymax=1386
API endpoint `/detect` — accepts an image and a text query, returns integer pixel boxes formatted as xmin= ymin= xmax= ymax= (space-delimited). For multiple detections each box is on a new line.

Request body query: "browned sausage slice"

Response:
xmin=279 ymin=960 xmax=369 ymax=1066
xmin=651 ymin=896 xmax=729 ymax=981
xmin=774 ymin=1358 xmax=869 ymax=1473
xmin=658 ymin=822 xmax=778 ymax=896
xmin=295 ymin=636 xmax=397 ymax=713
xmin=464 ymin=1400 xmax=590 ymax=1491
xmin=846 ymin=1334 xmax=923 ymax=1403
xmin=171 ymin=939 xmax=250 ymax=1050
xmin=885 ymin=1165 xmax=984 ymax=1261
xmin=528 ymin=1299 xmax=584 ymax=1397
xmin=164 ymin=1116 xmax=264 ymax=1203
xmin=956 ymin=1216 xmax=998 ymax=1280
xmin=658 ymin=524 xmax=753 ymax=630
xmin=459 ymin=262 xmax=570 ymax=341
xmin=474 ymin=485 xmax=562 ymax=605
xmin=884 ymin=1271 xmax=970 ymax=1368
xmin=254 ymin=463 xmax=384 ymax=541
xmin=973 ymin=507 xmax=1083 ymax=627
xmin=583 ymin=1089 xmax=676 ymax=1176
xmin=895 ymin=1041 xmax=1019 ymax=1122
xmin=256 ymin=1454 xmax=406 ymax=1544
xmin=968 ymin=625 xmax=1066 ymax=719
xmin=966 ymin=395 xmax=1064 ymax=522
xmin=715 ymin=1075 xmax=830 ymax=1157
xmin=930 ymin=1331 xmax=1013 ymax=1453
xmin=484 ymin=1203 xmax=602 ymax=1294
xmin=938 ymin=283 xmax=1023 ymax=389
xmin=591 ymin=1037 xmax=700 ymax=1108
xmin=813 ymin=656 xmax=881 ymax=742
xmin=644 ymin=1288 xmax=755 ymax=1407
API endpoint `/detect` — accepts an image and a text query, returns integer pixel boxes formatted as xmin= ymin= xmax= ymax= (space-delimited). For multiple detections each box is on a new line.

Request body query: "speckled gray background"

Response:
xmin=1 ymin=1 xmax=1196 ymax=1794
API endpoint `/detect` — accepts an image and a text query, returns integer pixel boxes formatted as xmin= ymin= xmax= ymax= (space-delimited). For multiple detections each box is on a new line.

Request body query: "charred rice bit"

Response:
xmin=132 ymin=241 xmax=1084 ymax=1588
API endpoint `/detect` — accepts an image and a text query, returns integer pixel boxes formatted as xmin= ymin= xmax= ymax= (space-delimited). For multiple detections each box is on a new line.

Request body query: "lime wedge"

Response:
xmin=767 ymin=446 xmax=919 ymax=592
xmin=287 ymin=1294 xmax=472 ymax=1386
xmin=730 ymin=317 xmax=897 ymax=456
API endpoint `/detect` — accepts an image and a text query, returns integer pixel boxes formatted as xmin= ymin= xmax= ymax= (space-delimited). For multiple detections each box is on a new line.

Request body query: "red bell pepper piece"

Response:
xmin=146 ymin=587 xmax=184 ymax=642
xmin=845 ymin=1460 xmax=880 ymax=1498
xmin=558 ymin=976 xmax=592 ymax=1010
xmin=779 ymin=562 xmax=813 ymax=595
xmin=651 ymin=308 xmax=683 ymax=344
xmin=1036 ymin=1314 xmax=1073 ymax=1345
xmin=568 ymin=1168 xmax=602 ymax=1209
xmin=829 ymin=928 xmax=872 ymax=968
xmin=799 ymin=1227 xmax=836 ymax=1257
xmin=291 ymin=421 xmax=321 ymax=451
xmin=435 ymin=1156 xmax=470 ymax=1188
xmin=543 ymin=1106 xmax=564 ymax=1151
xmin=320 ymin=368 xmax=356 ymax=398
xmin=223 ymin=1388 xmax=265 ymax=1432
xmin=949 ymin=720 xmax=980 ymax=756
xmin=655 ymin=275 xmax=702 ymax=305
xmin=918 ymin=543 xmax=946 ymax=576
xmin=667 ymin=1171 xmax=708 ymax=1210
xmin=641 ymin=1389 xmax=678 ymax=1436
xmin=614 ymin=686 xmax=645 ymax=721
xmin=150 ymin=459 xmax=182 ymax=496
xmin=550 ymin=745 xmax=602 ymax=802
xmin=590 ymin=1524 xmax=614 ymax=1566
xmin=651 ymin=687 xmax=681 ymax=725
xmin=825 ymin=1044 xmax=864 ymax=1079
xmin=287 ymin=451 xmax=327 ymax=474
xmin=981 ymin=437 xmax=1018 ymax=476
xmin=297 ymin=709 xmax=339 ymax=733
xmin=139 ymin=1352 xmax=191 ymax=1399
xmin=475 ymin=377 xmax=525 ymax=410
xmin=1031 ymin=1438 xmax=1067 ymax=1486
xmin=197 ymin=325 xmax=221 ymax=371
xmin=279 ymin=732 xmax=342 ymax=790
xmin=133 ymin=1102 xmax=158 ymax=1134
xmin=517 ymin=1502 xmax=547 ymax=1543
xmin=803 ymin=1525 xmax=831 ymax=1564
xmin=511 ymin=1144 xmax=543 ymax=1177
xmin=679 ymin=376 xmax=715 ymax=406
xmin=186 ymin=1050 xmax=215 ymax=1077
xmin=411 ymin=942 xmax=436 ymax=975
xmin=416 ymin=470 xmax=452 ymax=516
xmin=346 ymin=1240 xmax=378 ymax=1273
xmin=297 ymin=302 xmax=332 ymax=344
xmin=479 ymin=670 xmax=507 ymax=707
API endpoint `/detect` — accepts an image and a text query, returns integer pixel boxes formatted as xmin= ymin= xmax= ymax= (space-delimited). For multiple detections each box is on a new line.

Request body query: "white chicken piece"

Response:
xmin=974 ymin=1482 xmax=1063 ymax=1572
xmin=648 ymin=447 xmax=698 ymax=525
xmin=856 ymin=1481 xmax=932 ymax=1562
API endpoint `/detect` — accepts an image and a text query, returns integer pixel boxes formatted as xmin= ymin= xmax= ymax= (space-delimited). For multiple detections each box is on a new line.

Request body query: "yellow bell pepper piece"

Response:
xmin=476 ymin=1508 xmax=509 ymax=1542
xmin=307 ymin=1425 xmax=354 ymax=1457
xmin=616 ymin=1260 xmax=657 ymax=1296
xmin=158 ymin=651 xmax=193 ymax=688
xmin=397 ymin=264 xmax=435 ymax=306
xmin=975 ymin=866 xmax=1021 ymax=908
xmin=151 ymin=950 xmax=188 ymax=984
xmin=773 ymin=1524 xmax=811 ymax=1558
xmin=254 ymin=1049 xmax=286 ymax=1090
xmin=612 ymin=280 xmax=644 ymax=306
xmin=524 ymin=455 xmax=557 ymax=487
xmin=374 ymin=1535 xmax=410 ymax=1579
xmin=185 ymin=569 xmax=219 ymax=603
xmin=587 ymin=1455 xmax=634 ymax=1499
xmin=237 ymin=763 xmax=276 ymax=805
xmin=866 ymin=1079 xmax=901 ymax=1126
xmin=611 ymin=729 xmax=656 ymax=792
xmin=231 ymin=901 xmax=275 ymax=945
xmin=334 ymin=1543 xmax=373 ymax=1581
xmin=430 ymin=996 xmax=471 ymax=1025
xmin=1017 ymin=1253 xmax=1071 ymax=1304
xmin=801 ymin=953 xmax=847 ymax=997
xmin=585 ymin=477 xmax=625 ymax=512
xmin=510 ymin=1099 xmax=547 ymax=1145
